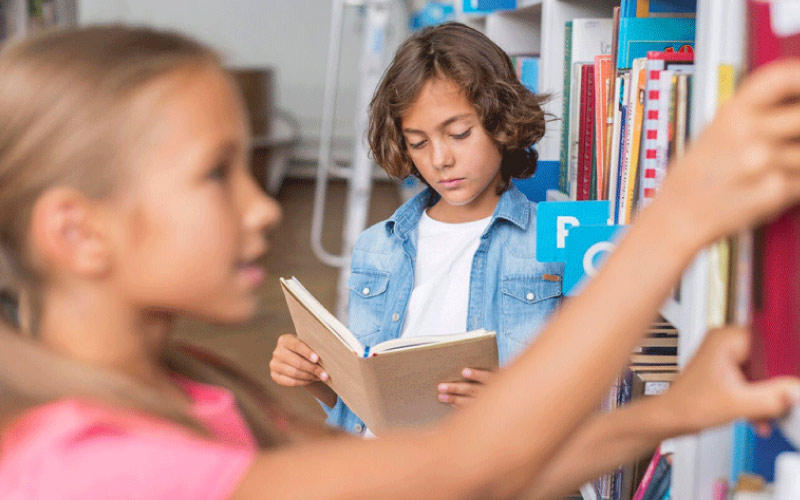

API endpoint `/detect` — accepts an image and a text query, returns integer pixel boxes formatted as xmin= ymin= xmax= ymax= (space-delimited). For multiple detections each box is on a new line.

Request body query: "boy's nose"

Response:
xmin=430 ymin=141 xmax=454 ymax=170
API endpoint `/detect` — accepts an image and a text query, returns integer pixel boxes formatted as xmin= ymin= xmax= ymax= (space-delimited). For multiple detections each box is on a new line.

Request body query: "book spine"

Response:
xmin=559 ymin=21 xmax=573 ymax=194
xmin=632 ymin=447 xmax=662 ymax=500
xmin=578 ymin=65 xmax=595 ymax=201
xmin=639 ymin=58 xmax=666 ymax=208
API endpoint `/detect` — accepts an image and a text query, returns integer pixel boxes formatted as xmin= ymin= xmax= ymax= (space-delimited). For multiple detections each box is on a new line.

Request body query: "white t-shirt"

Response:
xmin=400 ymin=210 xmax=492 ymax=338
xmin=363 ymin=210 xmax=491 ymax=439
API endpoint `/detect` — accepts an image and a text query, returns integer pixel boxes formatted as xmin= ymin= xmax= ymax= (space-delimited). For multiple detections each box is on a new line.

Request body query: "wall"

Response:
xmin=78 ymin=0 xmax=409 ymax=155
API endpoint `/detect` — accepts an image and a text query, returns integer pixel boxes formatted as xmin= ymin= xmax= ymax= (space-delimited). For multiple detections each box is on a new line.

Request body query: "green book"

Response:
xmin=558 ymin=21 xmax=572 ymax=195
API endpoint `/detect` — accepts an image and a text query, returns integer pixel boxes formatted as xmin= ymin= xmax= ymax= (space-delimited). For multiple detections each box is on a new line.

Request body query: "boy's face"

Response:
xmin=107 ymin=68 xmax=281 ymax=323
xmin=401 ymin=77 xmax=503 ymax=222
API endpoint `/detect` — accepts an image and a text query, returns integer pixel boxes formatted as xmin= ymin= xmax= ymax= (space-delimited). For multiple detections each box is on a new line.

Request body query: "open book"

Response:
xmin=279 ymin=277 xmax=498 ymax=435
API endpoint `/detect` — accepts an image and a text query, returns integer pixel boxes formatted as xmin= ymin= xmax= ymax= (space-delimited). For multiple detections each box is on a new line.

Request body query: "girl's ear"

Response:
xmin=28 ymin=187 xmax=111 ymax=279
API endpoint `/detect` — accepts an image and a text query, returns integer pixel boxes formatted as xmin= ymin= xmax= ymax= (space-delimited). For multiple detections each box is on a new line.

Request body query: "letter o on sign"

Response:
xmin=582 ymin=241 xmax=616 ymax=278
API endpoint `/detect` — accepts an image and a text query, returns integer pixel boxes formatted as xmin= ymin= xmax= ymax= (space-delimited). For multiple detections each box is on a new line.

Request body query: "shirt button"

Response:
xmin=353 ymin=423 xmax=364 ymax=433
xmin=362 ymin=287 xmax=370 ymax=295
xmin=526 ymin=292 xmax=535 ymax=301
xmin=392 ymin=312 xmax=400 ymax=322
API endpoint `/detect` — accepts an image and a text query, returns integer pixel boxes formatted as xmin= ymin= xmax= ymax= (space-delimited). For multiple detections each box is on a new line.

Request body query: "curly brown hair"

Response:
xmin=368 ymin=22 xmax=548 ymax=193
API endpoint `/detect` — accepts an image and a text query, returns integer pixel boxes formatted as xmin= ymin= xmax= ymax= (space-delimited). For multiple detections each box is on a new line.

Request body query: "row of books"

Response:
xmin=556 ymin=3 xmax=697 ymax=227
xmin=594 ymin=318 xmax=678 ymax=500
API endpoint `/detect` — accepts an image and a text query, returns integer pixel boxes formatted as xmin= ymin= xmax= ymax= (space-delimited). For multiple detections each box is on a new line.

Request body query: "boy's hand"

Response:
xmin=269 ymin=334 xmax=329 ymax=387
xmin=660 ymin=327 xmax=800 ymax=434
xmin=437 ymin=368 xmax=494 ymax=408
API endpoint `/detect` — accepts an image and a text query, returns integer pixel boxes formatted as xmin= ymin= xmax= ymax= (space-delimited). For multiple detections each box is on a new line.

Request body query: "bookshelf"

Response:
xmin=460 ymin=1 xmax=799 ymax=499
xmin=0 ymin=0 xmax=77 ymax=40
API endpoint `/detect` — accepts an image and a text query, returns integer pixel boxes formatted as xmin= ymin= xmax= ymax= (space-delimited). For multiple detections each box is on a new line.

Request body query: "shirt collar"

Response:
xmin=384 ymin=183 xmax=530 ymax=239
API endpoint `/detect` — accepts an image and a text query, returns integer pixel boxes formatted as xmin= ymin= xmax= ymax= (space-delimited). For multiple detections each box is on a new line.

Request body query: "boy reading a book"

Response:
xmin=271 ymin=23 xmax=564 ymax=436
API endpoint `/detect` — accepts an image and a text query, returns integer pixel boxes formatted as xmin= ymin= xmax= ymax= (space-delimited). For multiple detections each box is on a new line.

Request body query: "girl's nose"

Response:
xmin=243 ymin=175 xmax=282 ymax=234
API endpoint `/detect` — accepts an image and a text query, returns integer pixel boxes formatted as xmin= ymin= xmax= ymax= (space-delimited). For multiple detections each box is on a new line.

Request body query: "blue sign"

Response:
xmin=563 ymin=224 xmax=626 ymax=295
xmin=536 ymin=200 xmax=610 ymax=263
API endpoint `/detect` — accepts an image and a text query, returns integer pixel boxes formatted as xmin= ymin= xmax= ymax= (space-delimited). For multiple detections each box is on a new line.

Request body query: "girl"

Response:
xmin=272 ymin=23 xmax=565 ymax=435
xmin=2 ymin=25 xmax=800 ymax=500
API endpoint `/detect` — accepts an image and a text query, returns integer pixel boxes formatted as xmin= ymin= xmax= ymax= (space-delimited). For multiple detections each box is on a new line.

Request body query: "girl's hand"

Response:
xmin=656 ymin=59 xmax=800 ymax=245
xmin=437 ymin=368 xmax=494 ymax=408
xmin=269 ymin=334 xmax=328 ymax=387
xmin=660 ymin=327 xmax=800 ymax=434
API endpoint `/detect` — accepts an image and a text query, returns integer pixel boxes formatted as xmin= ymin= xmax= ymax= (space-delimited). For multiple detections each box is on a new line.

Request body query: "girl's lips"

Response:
xmin=239 ymin=263 xmax=265 ymax=287
xmin=439 ymin=178 xmax=465 ymax=189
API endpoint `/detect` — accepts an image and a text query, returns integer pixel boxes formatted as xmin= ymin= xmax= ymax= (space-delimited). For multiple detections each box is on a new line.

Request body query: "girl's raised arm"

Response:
xmin=232 ymin=59 xmax=800 ymax=500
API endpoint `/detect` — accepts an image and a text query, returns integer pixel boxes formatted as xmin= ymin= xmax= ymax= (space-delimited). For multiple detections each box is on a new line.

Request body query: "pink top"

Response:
xmin=0 ymin=378 xmax=257 ymax=500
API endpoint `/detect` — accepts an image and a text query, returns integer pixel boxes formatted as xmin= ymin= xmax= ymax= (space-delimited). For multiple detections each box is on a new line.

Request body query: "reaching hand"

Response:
xmin=657 ymin=59 xmax=800 ymax=245
xmin=660 ymin=327 xmax=800 ymax=434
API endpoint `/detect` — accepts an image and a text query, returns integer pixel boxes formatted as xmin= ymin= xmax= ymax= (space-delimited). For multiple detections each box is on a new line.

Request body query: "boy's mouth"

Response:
xmin=439 ymin=177 xmax=465 ymax=188
xmin=238 ymin=257 xmax=265 ymax=287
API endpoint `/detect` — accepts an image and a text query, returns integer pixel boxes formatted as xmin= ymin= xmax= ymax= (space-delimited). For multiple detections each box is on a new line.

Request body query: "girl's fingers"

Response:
xmin=758 ymin=105 xmax=800 ymax=142
xmin=740 ymin=60 xmax=800 ymax=109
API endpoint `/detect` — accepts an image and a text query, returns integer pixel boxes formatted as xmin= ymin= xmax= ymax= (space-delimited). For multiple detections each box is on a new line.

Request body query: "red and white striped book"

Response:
xmin=637 ymin=51 xmax=694 ymax=209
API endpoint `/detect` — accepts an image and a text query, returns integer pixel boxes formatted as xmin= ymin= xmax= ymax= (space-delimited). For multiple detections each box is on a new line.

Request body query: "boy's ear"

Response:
xmin=28 ymin=187 xmax=111 ymax=278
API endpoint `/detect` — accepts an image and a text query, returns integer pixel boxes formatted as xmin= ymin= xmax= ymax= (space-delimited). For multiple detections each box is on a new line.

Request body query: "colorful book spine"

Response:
xmin=559 ymin=21 xmax=573 ymax=194
xmin=577 ymin=64 xmax=595 ymax=201
xmin=633 ymin=447 xmax=662 ymax=500
xmin=594 ymin=55 xmax=613 ymax=200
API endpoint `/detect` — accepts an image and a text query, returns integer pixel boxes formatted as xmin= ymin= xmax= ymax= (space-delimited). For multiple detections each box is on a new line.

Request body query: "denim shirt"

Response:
xmin=323 ymin=184 xmax=564 ymax=434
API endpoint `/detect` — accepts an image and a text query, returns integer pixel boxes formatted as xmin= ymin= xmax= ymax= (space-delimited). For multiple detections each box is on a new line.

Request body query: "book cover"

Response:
xmin=636 ymin=0 xmax=697 ymax=18
xmin=616 ymin=17 xmax=696 ymax=70
xmin=746 ymin=0 xmax=800 ymax=383
xmin=577 ymin=64 xmax=596 ymax=201
xmin=279 ymin=277 xmax=498 ymax=434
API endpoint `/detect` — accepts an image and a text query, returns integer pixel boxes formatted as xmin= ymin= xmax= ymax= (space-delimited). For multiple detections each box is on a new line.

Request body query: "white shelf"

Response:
xmin=659 ymin=297 xmax=681 ymax=331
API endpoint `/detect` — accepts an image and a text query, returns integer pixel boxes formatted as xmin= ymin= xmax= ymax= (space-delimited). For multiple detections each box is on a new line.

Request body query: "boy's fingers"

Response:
xmin=271 ymin=350 xmax=321 ymax=378
xmin=271 ymin=363 xmax=319 ymax=383
xmin=461 ymin=367 xmax=492 ymax=383
xmin=278 ymin=335 xmax=320 ymax=363
xmin=438 ymin=382 xmax=479 ymax=398
xmin=438 ymin=393 xmax=469 ymax=408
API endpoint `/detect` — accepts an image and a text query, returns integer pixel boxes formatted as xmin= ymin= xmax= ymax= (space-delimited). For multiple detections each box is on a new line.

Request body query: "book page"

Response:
xmin=371 ymin=329 xmax=493 ymax=355
xmin=280 ymin=277 xmax=364 ymax=355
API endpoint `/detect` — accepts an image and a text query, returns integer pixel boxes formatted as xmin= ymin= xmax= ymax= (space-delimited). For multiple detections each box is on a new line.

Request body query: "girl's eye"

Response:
xmin=408 ymin=140 xmax=427 ymax=150
xmin=208 ymin=162 xmax=230 ymax=182
xmin=452 ymin=129 xmax=472 ymax=140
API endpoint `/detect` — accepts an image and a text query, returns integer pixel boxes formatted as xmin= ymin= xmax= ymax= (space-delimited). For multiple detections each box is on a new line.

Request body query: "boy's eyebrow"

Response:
xmin=402 ymin=113 xmax=473 ymax=134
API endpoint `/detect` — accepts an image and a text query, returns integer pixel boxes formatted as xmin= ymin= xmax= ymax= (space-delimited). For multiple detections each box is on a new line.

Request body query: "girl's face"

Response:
xmin=401 ymin=77 xmax=503 ymax=222
xmin=107 ymin=68 xmax=280 ymax=323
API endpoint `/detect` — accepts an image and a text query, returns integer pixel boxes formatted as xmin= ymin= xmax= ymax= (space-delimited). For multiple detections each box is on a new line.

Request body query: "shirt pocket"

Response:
xmin=500 ymin=274 xmax=563 ymax=354
xmin=347 ymin=269 xmax=391 ymax=338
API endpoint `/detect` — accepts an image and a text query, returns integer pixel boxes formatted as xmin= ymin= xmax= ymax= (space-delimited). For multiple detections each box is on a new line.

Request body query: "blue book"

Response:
xmin=513 ymin=160 xmax=556 ymax=203
xmin=621 ymin=0 xmax=637 ymax=18
xmin=624 ymin=0 xmax=697 ymax=17
xmin=616 ymin=18 xmax=695 ymax=69
xmin=462 ymin=0 xmax=515 ymax=13
xmin=520 ymin=57 xmax=539 ymax=93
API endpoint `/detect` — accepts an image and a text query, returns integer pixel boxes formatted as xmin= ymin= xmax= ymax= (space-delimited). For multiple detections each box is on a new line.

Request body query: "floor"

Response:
xmin=173 ymin=177 xmax=400 ymax=422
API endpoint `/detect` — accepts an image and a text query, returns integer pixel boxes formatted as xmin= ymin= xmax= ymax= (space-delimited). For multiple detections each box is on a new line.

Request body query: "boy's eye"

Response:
xmin=451 ymin=129 xmax=471 ymax=140
xmin=408 ymin=139 xmax=427 ymax=150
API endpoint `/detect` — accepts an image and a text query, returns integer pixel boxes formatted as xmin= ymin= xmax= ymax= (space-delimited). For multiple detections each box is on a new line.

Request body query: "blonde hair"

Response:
xmin=0 ymin=26 xmax=309 ymax=445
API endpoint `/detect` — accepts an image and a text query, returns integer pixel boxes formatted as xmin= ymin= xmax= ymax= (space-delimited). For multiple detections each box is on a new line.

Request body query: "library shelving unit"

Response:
xmin=0 ymin=0 xmax=77 ymax=40
xmin=458 ymin=1 xmax=800 ymax=500
xmin=456 ymin=0 xmax=618 ymax=164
